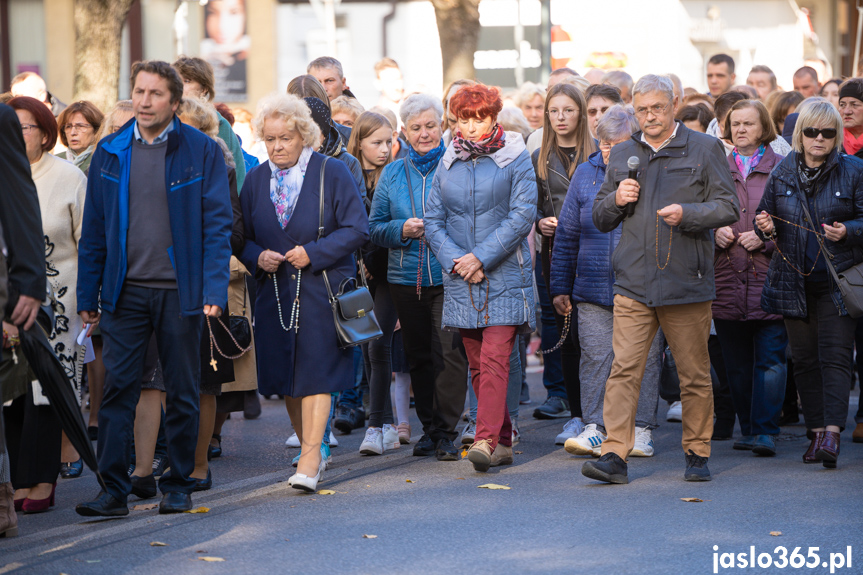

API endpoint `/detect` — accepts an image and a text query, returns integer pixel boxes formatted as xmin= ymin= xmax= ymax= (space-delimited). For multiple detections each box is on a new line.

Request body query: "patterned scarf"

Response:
xmin=796 ymin=152 xmax=826 ymax=197
xmin=451 ymin=124 xmax=506 ymax=161
xmin=409 ymin=140 xmax=445 ymax=175
xmin=732 ymin=145 xmax=766 ymax=180
xmin=270 ymin=147 xmax=313 ymax=228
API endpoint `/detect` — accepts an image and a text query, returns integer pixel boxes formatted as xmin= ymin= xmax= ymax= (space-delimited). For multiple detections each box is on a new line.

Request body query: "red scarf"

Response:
xmin=845 ymin=128 xmax=863 ymax=156
xmin=452 ymin=124 xmax=506 ymax=161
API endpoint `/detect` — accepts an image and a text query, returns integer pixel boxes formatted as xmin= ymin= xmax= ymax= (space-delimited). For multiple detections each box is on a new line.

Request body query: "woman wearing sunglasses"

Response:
xmin=755 ymin=97 xmax=863 ymax=470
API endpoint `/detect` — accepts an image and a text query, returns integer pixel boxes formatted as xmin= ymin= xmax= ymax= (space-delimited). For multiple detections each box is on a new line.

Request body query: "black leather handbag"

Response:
xmin=318 ymin=158 xmax=383 ymax=348
xmin=227 ymin=279 xmax=253 ymax=349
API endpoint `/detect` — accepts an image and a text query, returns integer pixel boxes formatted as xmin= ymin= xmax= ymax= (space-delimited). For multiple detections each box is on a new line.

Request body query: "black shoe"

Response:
xmin=60 ymin=459 xmax=83 ymax=479
xmin=208 ymin=434 xmax=222 ymax=459
xmin=712 ymin=420 xmax=734 ymax=441
xmin=152 ymin=456 xmax=169 ymax=479
xmin=413 ymin=434 xmax=435 ymax=457
xmin=159 ymin=492 xmax=192 ymax=514
xmin=130 ymin=474 xmax=158 ymax=499
xmin=751 ymin=434 xmax=776 ymax=457
xmin=193 ymin=469 xmax=213 ymax=492
xmin=243 ymin=390 xmax=262 ymax=420
xmin=684 ymin=450 xmax=711 ymax=481
xmin=582 ymin=453 xmax=629 ymax=484
xmin=533 ymin=396 xmax=571 ymax=420
xmin=435 ymin=438 xmax=459 ymax=461
xmin=334 ymin=405 xmax=364 ymax=434
xmin=87 ymin=426 xmax=99 ymax=441
xmin=76 ymin=492 xmax=129 ymax=517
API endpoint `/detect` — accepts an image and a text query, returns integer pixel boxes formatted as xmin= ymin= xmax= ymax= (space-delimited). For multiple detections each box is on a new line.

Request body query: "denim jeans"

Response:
xmin=468 ymin=338 xmax=521 ymax=421
xmin=337 ymin=348 xmax=366 ymax=410
xmin=533 ymin=256 xmax=565 ymax=399
xmin=714 ymin=319 xmax=788 ymax=436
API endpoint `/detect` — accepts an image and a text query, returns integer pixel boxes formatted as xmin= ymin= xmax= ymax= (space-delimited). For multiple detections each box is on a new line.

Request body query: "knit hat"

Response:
xmin=303 ymin=97 xmax=333 ymax=136
xmin=839 ymin=81 xmax=863 ymax=104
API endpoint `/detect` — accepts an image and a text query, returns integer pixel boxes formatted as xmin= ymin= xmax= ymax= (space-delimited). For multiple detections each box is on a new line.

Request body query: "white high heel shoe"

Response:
xmin=289 ymin=458 xmax=326 ymax=493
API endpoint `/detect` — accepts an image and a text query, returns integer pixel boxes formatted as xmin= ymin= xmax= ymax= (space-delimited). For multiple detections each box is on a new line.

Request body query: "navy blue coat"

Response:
xmin=239 ymin=153 xmax=370 ymax=397
xmin=756 ymin=150 xmax=863 ymax=318
xmin=550 ymin=151 xmax=619 ymax=306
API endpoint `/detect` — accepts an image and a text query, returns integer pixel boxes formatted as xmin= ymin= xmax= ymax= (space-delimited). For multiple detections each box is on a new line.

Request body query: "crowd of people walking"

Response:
xmin=1 ymin=51 xmax=862 ymax=537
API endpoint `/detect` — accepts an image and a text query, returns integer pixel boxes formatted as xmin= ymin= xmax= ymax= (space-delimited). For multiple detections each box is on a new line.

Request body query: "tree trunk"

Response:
xmin=73 ymin=0 xmax=136 ymax=112
xmin=430 ymin=0 xmax=481 ymax=86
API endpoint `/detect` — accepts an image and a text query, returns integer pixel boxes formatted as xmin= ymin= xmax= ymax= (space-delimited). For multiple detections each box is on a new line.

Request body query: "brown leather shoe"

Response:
xmin=815 ymin=431 xmax=840 ymax=469
xmin=0 ymin=482 xmax=19 ymax=538
xmin=802 ymin=431 xmax=824 ymax=464
xmin=853 ymin=423 xmax=863 ymax=444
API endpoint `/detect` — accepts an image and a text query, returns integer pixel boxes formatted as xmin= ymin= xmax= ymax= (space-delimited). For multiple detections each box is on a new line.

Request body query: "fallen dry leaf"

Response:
xmin=318 ymin=489 xmax=336 ymax=495
xmin=362 ymin=534 xmax=378 ymax=539
xmin=514 ymin=451 xmax=523 ymax=454
xmin=405 ymin=479 xmax=414 ymax=483
xmin=455 ymin=477 xmax=465 ymax=480
xmin=478 ymin=484 xmax=511 ymax=490
xmin=185 ymin=506 xmax=210 ymax=514
xmin=680 ymin=498 xmax=703 ymax=503
xmin=132 ymin=503 xmax=158 ymax=511
xmin=149 ymin=542 xmax=168 ymax=547
xmin=460 ymin=449 xmax=468 ymax=458
xmin=198 ymin=557 xmax=225 ymax=562
xmin=770 ymin=531 xmax=782 ymax=536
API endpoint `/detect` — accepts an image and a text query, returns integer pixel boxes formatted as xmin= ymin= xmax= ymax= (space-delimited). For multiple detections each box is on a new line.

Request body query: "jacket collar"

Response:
xmin=102 ymin=115 xmax=183 ymax=157
xmin=728 ymin=144 xmax=779 ymax=181
xmin=442 ymin=130 xmax=526 ymax=169
xmin=773 ymin=149 xmax=840 ymax=185
xmin=632 ymin=121 xmax=688 ymax=152
xmin=587 ymin=149 xmax=605 ymax=168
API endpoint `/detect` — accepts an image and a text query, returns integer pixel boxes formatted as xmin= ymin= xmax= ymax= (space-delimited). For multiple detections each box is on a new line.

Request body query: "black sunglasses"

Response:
xmin=802 ymin=127 xmax=837 ymax=139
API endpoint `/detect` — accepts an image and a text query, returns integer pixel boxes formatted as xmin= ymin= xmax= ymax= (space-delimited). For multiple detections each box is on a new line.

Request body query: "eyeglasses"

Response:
xmin=802 ymin=127 xmax=837 ymax=139
xmin=634 ymin=103 xmax=670 ymax=118
xmin=63 ymin=123 xmax=93 ymax=133
xmin=20 ymin=124 xmax=39 ymax=134
xmin=547 ymin=108 xmax=577 ymax=118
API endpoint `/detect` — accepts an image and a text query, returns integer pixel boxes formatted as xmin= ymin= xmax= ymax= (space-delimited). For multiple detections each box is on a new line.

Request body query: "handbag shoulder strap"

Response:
xmin=318 ymin=156 xmax=329 ymax=241
xmin=796 ymin=190 xmax=842 ymax=284
xmin=403 ymin=159 xmax=418 ymax=218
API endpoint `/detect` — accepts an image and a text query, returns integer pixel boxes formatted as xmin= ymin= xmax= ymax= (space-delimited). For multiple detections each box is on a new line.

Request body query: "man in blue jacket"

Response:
xmin=75 ymin=61 xmax=232 ymax=516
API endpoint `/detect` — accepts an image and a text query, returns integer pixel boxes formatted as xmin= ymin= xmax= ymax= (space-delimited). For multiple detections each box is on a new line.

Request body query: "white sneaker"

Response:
xmin=555 ymin=417 xmax=585 ymax=445
xmin=382 ymin=424 xmax=400 ymax=450
xmin=511 ymin=417 xmax=521 ymax=445
xmin=630 ymin=426 xmax=654 ymax=457
xmin=460 ymin=420 xmax=476 ymax=445
xmin=360 ymin=427 xmax=384 ymax=455
xmin=285 ymin=432 xmax=300 ymax=448
xmin=564 ymin=423 xmax=606 ymax=456
xmin=667 ymin=401 xmax=682 ymax=422
xmin=328 ymin=431 xmax=338 ymax=448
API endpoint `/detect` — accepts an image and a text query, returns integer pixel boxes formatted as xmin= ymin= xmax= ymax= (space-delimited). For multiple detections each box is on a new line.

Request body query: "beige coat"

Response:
xmin=221 ymin=257 xmax=258 ymax=393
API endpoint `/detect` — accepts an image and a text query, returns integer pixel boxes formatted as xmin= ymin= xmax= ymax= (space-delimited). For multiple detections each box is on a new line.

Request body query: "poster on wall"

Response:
xmin=201 ymin=0 xmax=249 ymax=101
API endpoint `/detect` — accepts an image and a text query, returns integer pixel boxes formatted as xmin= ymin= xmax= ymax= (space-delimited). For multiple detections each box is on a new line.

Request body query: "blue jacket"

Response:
xmin=756 ymin=150 xmax=863 ymax=318
xmin=424 ymin=132 xmax=537 ymax=331
xmin=369 ymin=158 xmax=444 ymax=287
xmin=77 ymin=116 xmax=233 ymax=316
xmin=551 ymin=151 xmax=619 ymax=306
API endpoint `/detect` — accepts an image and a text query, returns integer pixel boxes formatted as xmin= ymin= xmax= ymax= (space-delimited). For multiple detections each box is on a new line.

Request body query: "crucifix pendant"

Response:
xmin=210 ymin=358 xmax=218 ymax=372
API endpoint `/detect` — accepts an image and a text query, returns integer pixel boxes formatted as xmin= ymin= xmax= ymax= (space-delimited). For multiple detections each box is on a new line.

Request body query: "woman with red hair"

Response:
xmin=425 ymin=84 xmax=537 ymax=472
xmin=4 ymin=96 xmax=87 ymax=511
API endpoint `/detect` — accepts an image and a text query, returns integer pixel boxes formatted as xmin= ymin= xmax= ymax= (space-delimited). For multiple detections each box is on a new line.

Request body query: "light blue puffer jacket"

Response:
xmin=368 ymin=158 xmax=444 ymax=286
xmin=424 ymin=132 xmax=537 ymax=331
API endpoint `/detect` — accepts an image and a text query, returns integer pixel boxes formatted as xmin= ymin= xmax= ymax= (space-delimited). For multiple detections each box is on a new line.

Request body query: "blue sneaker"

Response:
xmin=291 ymin=443 xmax=332 ymax=469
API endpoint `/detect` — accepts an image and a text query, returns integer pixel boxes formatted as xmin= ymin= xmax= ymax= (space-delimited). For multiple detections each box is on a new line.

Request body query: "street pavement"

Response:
xmin=2 ymin=363 xmax=861 ymax=575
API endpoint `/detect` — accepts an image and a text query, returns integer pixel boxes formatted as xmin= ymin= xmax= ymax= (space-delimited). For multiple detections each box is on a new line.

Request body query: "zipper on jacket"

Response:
xmin=420 ymin=170 xmax=432 ymax=284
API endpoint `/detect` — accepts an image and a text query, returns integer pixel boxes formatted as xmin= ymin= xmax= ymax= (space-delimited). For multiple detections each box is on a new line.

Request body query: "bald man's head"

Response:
xmin=792 ymin=66 xmax=820 ymax=98
xmin=10 ymin=72 xmax=48 ymax=104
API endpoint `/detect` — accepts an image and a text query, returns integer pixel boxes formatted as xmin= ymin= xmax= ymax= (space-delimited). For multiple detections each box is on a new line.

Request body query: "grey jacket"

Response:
xmin=592 ymin=122 xmax=739 ymax=307
xmin=425 ymin=132 xmax=537 ymax=331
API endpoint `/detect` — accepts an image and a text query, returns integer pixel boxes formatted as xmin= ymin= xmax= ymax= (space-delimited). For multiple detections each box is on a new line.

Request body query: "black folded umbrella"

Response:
xmin=18 ymin=321 xmax=107 ymax=492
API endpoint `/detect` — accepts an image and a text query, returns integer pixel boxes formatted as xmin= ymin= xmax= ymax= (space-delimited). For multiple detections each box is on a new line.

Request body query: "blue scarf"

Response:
xmin=409 ymin=141 xmax=445 ymax=175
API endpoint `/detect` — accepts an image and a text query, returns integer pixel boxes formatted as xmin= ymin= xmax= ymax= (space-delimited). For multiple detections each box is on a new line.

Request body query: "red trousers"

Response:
xmin=460 ymin=325 xmax=518 ymax=450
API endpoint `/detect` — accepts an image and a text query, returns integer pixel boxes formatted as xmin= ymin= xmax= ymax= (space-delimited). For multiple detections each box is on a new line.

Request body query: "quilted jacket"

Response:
xmin=756 ymin=150 xmax=863 ymax=318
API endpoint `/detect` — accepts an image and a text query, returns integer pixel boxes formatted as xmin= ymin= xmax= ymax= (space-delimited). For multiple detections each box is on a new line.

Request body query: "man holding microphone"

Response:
xmin=586 ymin=75 xmax=739 ymax=484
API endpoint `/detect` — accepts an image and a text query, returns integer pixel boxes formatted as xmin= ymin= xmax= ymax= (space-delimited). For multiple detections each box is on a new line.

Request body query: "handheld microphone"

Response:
xmin=624 ymin=156 xmax=640 ymax=218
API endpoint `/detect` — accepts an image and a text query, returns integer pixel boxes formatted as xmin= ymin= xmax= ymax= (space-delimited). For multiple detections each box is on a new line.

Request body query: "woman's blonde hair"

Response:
xmin=791 ymin=97 xmax=843 ymax=153
xmin=515 ymin=82 xmax=546 ymax=108
xmin=347 ymin=111 xmax=393 ymax=190
xmin=178 ymin=97 xmax=220 ymax=138
xmin=254 ymin=93 xmax=322 ymax=148
xmin=497 ymin=106 xmax=532 ymax=141
xmin=537 ymin=83 xmax=596 ymax=179
xmin=98 ymin=100 xmax=133 ymax=140
xmin=332 ymin=95 xmax=365 ymax=125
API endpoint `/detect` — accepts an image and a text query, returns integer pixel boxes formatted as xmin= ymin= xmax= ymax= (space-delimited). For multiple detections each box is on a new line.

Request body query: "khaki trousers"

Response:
xmin=602 ymin=295 xmax=713 ymax=460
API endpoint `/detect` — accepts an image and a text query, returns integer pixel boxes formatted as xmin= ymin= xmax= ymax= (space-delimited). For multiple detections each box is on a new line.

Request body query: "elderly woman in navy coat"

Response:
xmin=239 ymin=93 xmax=368 ymax=492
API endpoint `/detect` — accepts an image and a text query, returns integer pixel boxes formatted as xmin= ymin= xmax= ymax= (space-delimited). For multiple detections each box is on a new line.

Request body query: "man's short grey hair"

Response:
xmin=602 ymin=70 xmax=634 ymax=92
xmin=400 ymin=93 xmax=444 ymax=126
xmin=595 ymin=105 xmax=639 ymax=143
xmin=632 ymin=74 xmax=675 ymax=103
xmin=307 ymin=56 xmax=344 ymax=79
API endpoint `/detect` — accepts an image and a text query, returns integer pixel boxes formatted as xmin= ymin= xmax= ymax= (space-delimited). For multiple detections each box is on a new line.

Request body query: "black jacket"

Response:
xmin=0 ymin=104 xmax=46 ymax=314
xmin=756 ymin=150 xmax=863 ymax=317
xmin=532 ymin=147 xmax=573 ymax=222
xmin=593 ymin=122 xmax=739 ymax=307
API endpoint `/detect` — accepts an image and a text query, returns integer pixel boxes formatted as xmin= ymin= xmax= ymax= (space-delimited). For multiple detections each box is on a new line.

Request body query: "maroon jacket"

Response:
xmin=712 ymin=145 xmax=783 ymax=321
